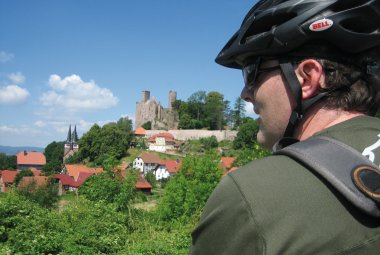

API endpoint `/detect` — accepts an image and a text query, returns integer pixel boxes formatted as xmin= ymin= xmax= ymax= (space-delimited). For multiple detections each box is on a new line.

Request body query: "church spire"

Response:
xmin=72 ymin=125 xmax=78 ymax=143
xmin=66 ymin=125 xmax=72 ymax=143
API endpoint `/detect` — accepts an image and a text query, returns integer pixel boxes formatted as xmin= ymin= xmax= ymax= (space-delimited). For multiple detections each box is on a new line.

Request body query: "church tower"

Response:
xmin=63 ymin=125 xmax=79 ymax=161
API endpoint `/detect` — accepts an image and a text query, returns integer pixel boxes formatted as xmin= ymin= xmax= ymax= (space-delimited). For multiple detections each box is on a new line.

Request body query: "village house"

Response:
xmin=16 ymin=151 xmax=46 ymax=170
xmin=18 ymin=176 xmax=49 ymax=191
xmin=134 ymin=127 xmax=147 ymax=137
xmin=0 ymin=170 xmax=42 ymax=192
xmin=132 ymin=153 xmax=161 ymax=175
xmin=154 ymin=159 xmax=181 ymax=180
xmin=0 ymin=170 xmax=19 ymax=192
xmin=61 ymin=164 xmax=103 ymax=181
xmin=53 ymin=164 xmax=103 ymax=194
xmin=148 ymin=132 xmax=176 ymax=152
xmin=135 ymin=176 xmax=153 ymax=194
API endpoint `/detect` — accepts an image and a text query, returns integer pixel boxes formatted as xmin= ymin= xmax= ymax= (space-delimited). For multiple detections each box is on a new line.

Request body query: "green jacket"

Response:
xmin=191 ymin=116 xmax=380 ymax=255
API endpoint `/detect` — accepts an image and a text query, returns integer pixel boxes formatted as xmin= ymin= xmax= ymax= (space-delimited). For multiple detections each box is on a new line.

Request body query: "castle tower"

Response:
xmin=142 ymin=91 xmax=150 ymax=103
xmin=168 ymin=90 xmax=177 ymax=111
xmin=63 ymin=124 xmax=79 ymax=161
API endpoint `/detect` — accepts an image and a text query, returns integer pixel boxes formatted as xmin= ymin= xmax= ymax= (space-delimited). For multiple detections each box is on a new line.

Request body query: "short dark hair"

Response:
xmin=317 ymin=58 xmax=380 ymax=116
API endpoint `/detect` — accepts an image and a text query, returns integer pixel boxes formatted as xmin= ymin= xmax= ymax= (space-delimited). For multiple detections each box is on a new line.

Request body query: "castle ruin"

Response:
xmin=135 ymin=90 xmax=179 ymax=130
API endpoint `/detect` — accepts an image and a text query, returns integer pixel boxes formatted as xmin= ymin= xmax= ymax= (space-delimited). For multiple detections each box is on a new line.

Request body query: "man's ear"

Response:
xmin=296 ymin=59 xmax=324 ymax=100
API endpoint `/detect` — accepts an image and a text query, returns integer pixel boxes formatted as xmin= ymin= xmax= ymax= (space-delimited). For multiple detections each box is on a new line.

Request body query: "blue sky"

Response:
xmin=0 ymin=0 xmax=256 ymax=148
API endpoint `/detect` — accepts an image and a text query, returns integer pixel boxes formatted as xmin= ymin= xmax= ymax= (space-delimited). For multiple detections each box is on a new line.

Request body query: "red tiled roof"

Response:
xmin=161 ymin=160 xmax=181 ymax=173
xmin=134 ymin=127 xmax=146 ymax=135
xmin=18 ymin=176 xmax=48 ymax=189
xmin=0 ymin=170 xmax=18 ymax=183
xmin=31 ymin=170 xmax=42 ymax=176
xmin=74 ymin=172 xmax=95 ymax=187
xmin=17 ymin=151 xmax=46 ymax=165
xmin=140 ymin=153 xmax=161 ymax=164
xmin=220 ymin=157 xmax=236 ymax=170
xmin=149 ymin=132 xmax=175 ymax=143
xmin=64 ymin=164 xmax=103 ymax=181
xmin=53 ymin=174 xmax=74 ymax=186
xmin=135 ymin=176 xmax=152 ymax=189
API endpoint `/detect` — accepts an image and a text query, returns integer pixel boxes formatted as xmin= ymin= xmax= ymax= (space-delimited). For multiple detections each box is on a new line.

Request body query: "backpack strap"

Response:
xmin=273 ymin=136 xmax=380 ymax=218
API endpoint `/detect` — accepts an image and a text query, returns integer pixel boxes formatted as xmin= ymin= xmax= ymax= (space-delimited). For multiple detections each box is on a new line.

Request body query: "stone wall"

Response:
xmin=145 ymin=129 xmax=237 ymax=142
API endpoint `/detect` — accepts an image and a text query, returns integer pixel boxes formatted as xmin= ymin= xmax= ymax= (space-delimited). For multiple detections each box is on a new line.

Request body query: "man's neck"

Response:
xmin=294 ymin=106 xmax=365 ymax=141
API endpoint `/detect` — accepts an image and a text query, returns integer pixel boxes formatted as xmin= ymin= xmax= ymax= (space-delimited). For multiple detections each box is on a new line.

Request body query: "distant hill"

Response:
xmin=0 ymin=145 xmax=44 ymax=156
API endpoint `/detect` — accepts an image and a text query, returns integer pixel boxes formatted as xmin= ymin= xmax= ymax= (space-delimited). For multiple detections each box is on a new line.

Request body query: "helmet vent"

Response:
xmin=340 ymin=18 xmax=379 ymax=34
xmin=242 ymin=12 xmax=297 ymax=43
xmin=330 ymin=0 xmax=369 ymax=12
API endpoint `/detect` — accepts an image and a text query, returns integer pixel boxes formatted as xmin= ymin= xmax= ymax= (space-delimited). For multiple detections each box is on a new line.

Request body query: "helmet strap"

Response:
xmin=280 ymin=62 xmax=303 ymax=138
xmin=279 ymin=61 xmax=330 ymax=138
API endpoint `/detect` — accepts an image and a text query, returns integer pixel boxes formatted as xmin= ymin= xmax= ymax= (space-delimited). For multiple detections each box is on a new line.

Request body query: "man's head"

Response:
xmin=216 ymin=0 xmax=380 ymax=148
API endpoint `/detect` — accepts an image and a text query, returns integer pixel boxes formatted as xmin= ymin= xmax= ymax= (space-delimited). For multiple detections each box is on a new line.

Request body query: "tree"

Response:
xmin=117 ymin=117 xmax=133 ymax=133
xmin=142 ymin=121 xmax=152 ymax=130
xmin=188 ymin=91 xmax=206 ymax=121
xmin=0 ymin=153 xmax=16 ymax=170
xmin=233 ymin=118 xmax=259 ymax=149
xmin=78 ymin=123 xmax=131 ymax=164
xmin=204 ymin=92 xmax=226 ymax=130
xmin=157 ymin=152 xmax=222 ymax=220
xmin=17 ymin=178 xmax=59 ymax=208
xmin=14 ymin=170 xmax=34 ymax=186
xmin=232 ymin=97 xmax=246 ymax=129
xmin=43 ymin=141 xmax=64 ymax=175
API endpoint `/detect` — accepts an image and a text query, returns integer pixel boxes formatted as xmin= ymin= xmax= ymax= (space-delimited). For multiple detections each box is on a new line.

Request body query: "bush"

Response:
xmin=157 ymin=153 xmax=222 ymax=221
xmin=17 ymin=178 xmax=59 ymax=208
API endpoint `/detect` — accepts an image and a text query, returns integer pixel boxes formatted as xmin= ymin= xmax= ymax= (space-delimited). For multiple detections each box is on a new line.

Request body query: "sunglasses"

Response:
xmin=242 ymin=58 xmax=281 ymax=90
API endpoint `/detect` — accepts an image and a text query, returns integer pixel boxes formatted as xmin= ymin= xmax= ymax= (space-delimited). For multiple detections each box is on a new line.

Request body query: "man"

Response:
xmin=191 ymin=0 xmax=380 ymax=254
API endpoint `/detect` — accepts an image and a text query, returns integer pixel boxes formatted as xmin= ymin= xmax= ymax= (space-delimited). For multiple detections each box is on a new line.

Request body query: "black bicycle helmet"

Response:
xmin=216 ymin=0 xmax=380 ymax=142
xmin=216 ymin=0 xmax=380 ymax=68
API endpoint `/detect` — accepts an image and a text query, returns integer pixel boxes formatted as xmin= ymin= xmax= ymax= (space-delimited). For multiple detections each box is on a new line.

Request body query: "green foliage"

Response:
xmin=79 ymin=170 xmax=138 ymax=211
xmin=43 ymin=141 xmax=64 ymax=175
xmin=200 ymin=135 xmax=218 ymax=151
xmin=145 ymin=171 xmax=157 ymax=188
xmin=233 ymin=117 xmax=259 ymax=149
xmin=125 ymin=210 xmax=193 ymax=255
xmin=17 ymin=178 xmax=59 ymax=208
xmin=203 ymin=91 xmax=226 ymax=130
xmin=0 ymin=153 xmax=16 ymax=170
xmin=234 ymin=144 xmax=270 ymax=167
xmin=117 ymin=116 xmax=133 ymax=133
xmin=78 ymin=122 xmax=132 ymax=163
xmin=157 ymin=153 xmax=222 ymax=221
xmin=64 ymin=151 xmax=82 ymax=164
xmin=142 ymin=121 xmax=152 ymax=130
xmin=231 ymin=97 xmax=246 ymax=129
xmin=79 ymin=172 xmax=122 ymax=202
xmin=0 ymin=192 xmax=129 ymax=254
xmin=14 ymin=169 xmax=34 ymax=186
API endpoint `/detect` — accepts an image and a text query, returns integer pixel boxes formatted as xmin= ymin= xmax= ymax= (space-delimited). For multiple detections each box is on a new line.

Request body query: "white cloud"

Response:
xmin=40 ymin=74 xmax=119 ymax=111
xmin=0 ymin=125 xmax=42 ymax=135
xmin=8 ymin=72 xmax=25 ymax=84
xmin=34 ymin=120 xmax=46 ymax=127
xmin=0 ymin=85 xmax=30 ymax=105
xmin=244 ymin=101 xmax=254 ymax=114
xmin=0 ymin=51 xmax=14 ymax=63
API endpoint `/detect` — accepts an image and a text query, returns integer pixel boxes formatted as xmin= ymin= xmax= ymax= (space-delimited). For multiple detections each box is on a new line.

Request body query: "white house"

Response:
xmin=132 ymin=153 xmax=161 ymax=175
xmin=148 ymin=132 xmax=175 ymax=152
xmin=154 ymin=159 xmax=181 ymax=180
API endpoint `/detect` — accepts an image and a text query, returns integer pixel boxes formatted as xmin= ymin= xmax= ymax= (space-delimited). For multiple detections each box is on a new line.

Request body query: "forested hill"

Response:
xmin=0 ymin=145 xmax=44 ymax=155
